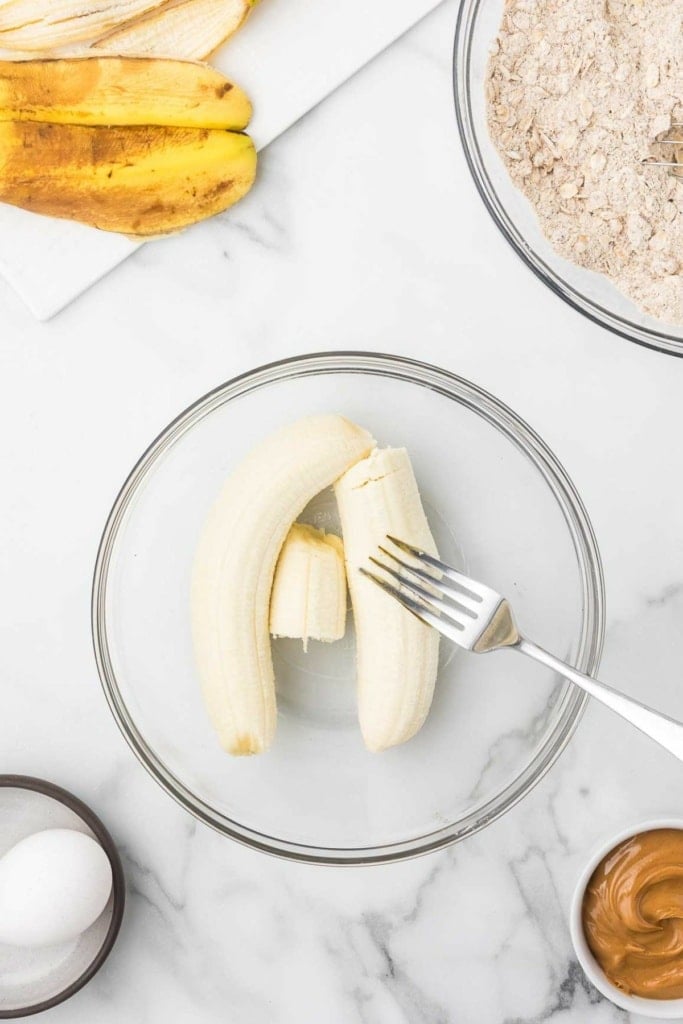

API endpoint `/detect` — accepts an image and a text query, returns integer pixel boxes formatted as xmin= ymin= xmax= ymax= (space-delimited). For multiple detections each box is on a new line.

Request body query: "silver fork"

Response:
xmin=360 ymin=537 xmax=683 ymax=763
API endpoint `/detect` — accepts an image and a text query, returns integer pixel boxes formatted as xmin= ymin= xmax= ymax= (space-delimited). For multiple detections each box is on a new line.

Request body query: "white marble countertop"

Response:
xmin=2 ymin=2 xmax=683 ymax=1020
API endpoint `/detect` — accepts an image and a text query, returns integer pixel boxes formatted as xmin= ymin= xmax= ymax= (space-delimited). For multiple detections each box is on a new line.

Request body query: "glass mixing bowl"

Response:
xmin=454 ymin=0 xmax=683 ymax=356
xmin=92 ymin=353 xmax=604 ymax=864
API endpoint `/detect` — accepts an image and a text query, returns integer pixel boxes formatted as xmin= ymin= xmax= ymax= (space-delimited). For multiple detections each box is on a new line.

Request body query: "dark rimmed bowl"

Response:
xmin=0 ymin=775 xmax=125 ymax=1019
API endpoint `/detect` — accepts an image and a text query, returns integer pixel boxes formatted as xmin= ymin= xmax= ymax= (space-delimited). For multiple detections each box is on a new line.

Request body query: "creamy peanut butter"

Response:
xmin=583 ymin=829 xmax=683 ymax=1000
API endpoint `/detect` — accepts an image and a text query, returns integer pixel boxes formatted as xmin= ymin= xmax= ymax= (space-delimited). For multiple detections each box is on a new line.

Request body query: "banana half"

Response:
xmin=335 ymin=448 xmax=440 ymax=752
xmin=191 ymin=415 xmax=375 ymax=756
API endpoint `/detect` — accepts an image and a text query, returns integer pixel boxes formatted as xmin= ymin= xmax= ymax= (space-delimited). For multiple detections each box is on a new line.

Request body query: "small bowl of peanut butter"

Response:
xmin=570 ymin=820 xmax=683 ymax=1018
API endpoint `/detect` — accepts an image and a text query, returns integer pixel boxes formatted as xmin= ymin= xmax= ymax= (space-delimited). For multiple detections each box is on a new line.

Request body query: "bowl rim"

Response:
xmin=452 ymin=0 xmax=683 ymax=358
xmin=569 ymin=818 xmax=683 ymax=1017
xmin=91 ymin=350 xmax=605 ymax=865
xmin=0 ymin=774 xmax=125 ymax=1019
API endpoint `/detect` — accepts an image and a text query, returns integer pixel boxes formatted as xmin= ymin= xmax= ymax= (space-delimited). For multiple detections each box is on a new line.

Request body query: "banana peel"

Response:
xmin=0 ymin=55 xmax=256 ymax=234
xmin=0 ymin=120 xmax=256 ymax=234
xmin=0 ymin=0 xmax=172 ymax=51
xmin=93 ymin=0 xmax=257 ymax=61
xmin=0 ymin=56 xmax=251 ymax=128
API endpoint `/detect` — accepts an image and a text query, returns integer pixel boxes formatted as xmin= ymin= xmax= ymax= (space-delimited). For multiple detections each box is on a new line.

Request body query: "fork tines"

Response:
xmin=358 ymin=535 xmax=483 ymax=635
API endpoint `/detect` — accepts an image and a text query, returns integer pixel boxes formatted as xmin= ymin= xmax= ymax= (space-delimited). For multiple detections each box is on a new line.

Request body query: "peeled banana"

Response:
xmin=270 ymin=523 xmax=347 ymax=650
xmin=93 ymin=0 xmax=256 ymax=60
xmin=0 ymin=120 xmax=256 ymax=235
xmin=191 ymin=416 xmax=375 ymax=756
xmin=335 ymin=448 xmax=440 ymax=752
xmin=0 ymin=57 xmax=252 ymax=129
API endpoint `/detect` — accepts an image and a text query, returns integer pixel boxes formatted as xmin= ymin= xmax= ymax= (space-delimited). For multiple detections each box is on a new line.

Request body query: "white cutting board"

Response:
xmin=0 ymin=0 xmax=445 ymax=319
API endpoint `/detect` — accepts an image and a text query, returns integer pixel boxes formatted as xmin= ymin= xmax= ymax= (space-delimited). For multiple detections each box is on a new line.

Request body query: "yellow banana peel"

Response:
xmin=0 ymin=56 xmax=252 ymax=128
xmin=0 ymin=119 xmax=256 ymax=234
xmin=0 ymin=55 xmax=257 ymax=234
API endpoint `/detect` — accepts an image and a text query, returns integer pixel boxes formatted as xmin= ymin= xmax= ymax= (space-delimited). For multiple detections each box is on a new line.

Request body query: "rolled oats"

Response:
xmin=487 ymin=0 xmax=683 ymax=322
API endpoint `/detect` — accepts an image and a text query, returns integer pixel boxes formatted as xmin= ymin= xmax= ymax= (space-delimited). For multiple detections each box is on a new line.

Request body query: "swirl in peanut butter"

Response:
xmin=582 ymin=829 xmax=683 ymax=1000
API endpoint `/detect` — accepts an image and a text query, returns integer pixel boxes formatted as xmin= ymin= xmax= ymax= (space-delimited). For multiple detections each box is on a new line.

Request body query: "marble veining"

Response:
xmin=2 ymin=0 xmax=683 ymax=1021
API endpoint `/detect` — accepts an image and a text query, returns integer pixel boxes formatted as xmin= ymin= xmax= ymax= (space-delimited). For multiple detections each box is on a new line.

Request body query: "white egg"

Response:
xmin=0 ymin=828 xmax=113 ymax=948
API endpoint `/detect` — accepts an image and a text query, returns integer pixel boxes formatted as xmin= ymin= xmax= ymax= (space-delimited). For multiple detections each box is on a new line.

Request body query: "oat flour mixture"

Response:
xmin=487 ymin=0 xmax=683 ymax=324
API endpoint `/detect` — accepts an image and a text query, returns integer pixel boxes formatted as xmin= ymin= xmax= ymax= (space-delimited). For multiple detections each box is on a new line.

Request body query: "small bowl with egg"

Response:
xmin=0 ymin=775 xmax=125 ymax=1018
xmin=570 ymin=818 xmax=683 ymax=1018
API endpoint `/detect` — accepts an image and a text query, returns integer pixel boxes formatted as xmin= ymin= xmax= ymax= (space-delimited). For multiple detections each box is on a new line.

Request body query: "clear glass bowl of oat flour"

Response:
xmin=454 ymin=0 xmax=683 ymax=356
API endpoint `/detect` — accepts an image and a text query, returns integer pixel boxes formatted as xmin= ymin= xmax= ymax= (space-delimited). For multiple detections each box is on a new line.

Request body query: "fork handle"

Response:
xmin=515 ymin=638 xmax=683 ymax=763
